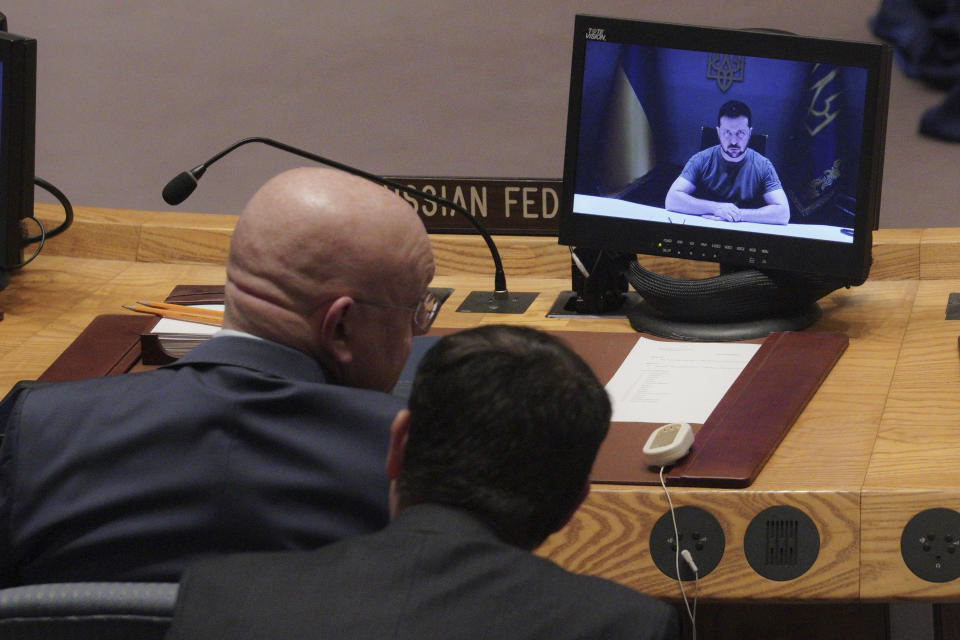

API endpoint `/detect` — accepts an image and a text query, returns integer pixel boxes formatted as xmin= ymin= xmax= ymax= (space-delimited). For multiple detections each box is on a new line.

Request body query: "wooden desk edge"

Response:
xmin=33 ymin=204 xmax=947 ymax=280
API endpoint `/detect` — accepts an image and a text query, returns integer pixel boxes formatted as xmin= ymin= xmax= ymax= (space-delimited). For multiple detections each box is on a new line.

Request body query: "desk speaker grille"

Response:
xmin=745 ymin=506 xmax=819 ymax=581
xmin=765 ymin=519 xmax=800 ymax=566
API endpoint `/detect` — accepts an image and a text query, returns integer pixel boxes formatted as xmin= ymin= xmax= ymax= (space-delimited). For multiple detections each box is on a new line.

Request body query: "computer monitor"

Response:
xmin=558 ymin=15 xmax=891 ymax=340
xmin=0 ymin=27 xmax=36 ymax=290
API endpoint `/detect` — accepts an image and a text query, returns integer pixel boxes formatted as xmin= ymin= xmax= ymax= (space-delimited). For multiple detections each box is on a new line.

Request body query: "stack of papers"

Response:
xmin=148 ymin=304 xmax=223 ymax=358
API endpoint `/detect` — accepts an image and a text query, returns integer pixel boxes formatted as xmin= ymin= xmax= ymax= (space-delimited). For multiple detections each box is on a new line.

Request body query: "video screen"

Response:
xmin=572 ymin=39 xmax=870 ymax=245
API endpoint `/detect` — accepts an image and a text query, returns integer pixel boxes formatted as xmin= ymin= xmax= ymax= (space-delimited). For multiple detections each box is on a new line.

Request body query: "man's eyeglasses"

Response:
xmin=353 ymin=290 xmax=441 ymax=334
xmin=718 ymin=128 xmax=750 ymax=141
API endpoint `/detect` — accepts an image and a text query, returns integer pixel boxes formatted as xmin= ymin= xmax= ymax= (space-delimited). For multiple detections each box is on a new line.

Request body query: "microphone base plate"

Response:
xmin=456 ymin=291 xmax=538 ymax=314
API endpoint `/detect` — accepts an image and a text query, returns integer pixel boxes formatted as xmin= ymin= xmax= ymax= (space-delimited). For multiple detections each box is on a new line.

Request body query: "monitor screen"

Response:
xmin=0 ymin=29 xmax=35 ymax=281
xmin=559 ymin=15 xmax=891 ymax=289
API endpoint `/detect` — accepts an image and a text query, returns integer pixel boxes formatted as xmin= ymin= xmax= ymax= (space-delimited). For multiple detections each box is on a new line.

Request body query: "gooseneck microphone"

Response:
xmin=162 ymin=137 xmax=536 ymax=314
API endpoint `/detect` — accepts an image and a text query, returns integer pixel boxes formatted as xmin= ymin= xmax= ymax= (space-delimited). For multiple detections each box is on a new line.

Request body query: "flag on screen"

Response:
xmin=787 ymin=63 xmax=852 ymax=225
xmin=597 ymin=48 xmax=656 ymax=195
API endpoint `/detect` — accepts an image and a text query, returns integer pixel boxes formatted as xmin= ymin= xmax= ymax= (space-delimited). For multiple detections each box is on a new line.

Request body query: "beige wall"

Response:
xmin=3 ymin=1 xmax=955 ymax=227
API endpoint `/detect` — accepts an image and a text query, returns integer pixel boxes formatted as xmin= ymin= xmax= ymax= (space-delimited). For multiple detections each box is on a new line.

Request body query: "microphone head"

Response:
xmin=162 ymin=171 xmax=199 ymax=205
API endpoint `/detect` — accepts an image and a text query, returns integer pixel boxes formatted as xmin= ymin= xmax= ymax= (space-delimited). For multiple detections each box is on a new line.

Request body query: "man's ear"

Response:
xmin=316 ymin=296 xmax=355 ymax=370
xmin=386 ymin=409 xmax=411 ymax=479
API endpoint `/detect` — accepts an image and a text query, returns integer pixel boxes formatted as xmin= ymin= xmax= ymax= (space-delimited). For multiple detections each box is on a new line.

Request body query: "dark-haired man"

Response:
xmin=168 ymin=325 xmax=679 ymax=640
xmin=665 ymin=99 xmax=789 ymax=224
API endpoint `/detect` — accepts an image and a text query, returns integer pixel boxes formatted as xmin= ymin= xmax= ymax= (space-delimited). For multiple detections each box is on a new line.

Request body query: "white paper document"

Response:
xmin=150 ymin=304 xmax=223 ymax=337
xmin=605 ymin=338 xmax=761 ymax=424
xmin=149 ymin=304 xmax=223 ymax=358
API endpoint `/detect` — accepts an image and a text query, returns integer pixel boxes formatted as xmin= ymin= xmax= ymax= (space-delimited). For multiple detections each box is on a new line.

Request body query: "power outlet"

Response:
xmin=649 ymin=505 xmax=725 ymax=580
xmin=901 ymin=507 xmax=960 ymax=583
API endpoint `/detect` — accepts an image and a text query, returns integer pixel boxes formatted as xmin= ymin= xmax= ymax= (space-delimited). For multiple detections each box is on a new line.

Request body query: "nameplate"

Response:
xmin=384 ymin=177 xmax=562 ymax=236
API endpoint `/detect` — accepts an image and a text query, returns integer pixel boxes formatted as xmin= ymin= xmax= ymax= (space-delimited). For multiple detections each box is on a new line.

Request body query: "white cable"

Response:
xmin=692 ymin=568 xmax=700 ymax=630
xmin=681 ymin=549 xmax=700 ymax=628
xmin=569 ymin=247 xmax=590 ymax=278
xmin=659 ymin=466 xmax=697 ymax=640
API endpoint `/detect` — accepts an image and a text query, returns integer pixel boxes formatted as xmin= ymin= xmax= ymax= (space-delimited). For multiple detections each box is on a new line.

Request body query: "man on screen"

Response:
xmin=665 ymin=100 xmax=790 ymax=225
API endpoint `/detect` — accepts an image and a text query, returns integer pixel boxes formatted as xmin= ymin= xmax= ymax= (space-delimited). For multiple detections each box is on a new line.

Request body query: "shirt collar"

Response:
xmin=213 ymin=328 xmax=264 ymax=341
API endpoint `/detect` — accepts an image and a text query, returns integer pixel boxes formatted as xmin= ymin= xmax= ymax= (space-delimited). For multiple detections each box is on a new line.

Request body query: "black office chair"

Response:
xmin=700 ymin=125 xmax=767 ymax=154
xmin=0 ymin=582 xmax=178 ymax=640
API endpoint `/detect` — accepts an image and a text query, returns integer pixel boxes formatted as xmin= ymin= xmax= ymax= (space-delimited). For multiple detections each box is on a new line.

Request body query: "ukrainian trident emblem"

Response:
xmin=706 ymin=54 xmax=745 ymax=92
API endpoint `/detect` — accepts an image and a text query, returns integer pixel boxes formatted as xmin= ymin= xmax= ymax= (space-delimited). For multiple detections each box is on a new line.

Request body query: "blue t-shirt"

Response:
xmin=680 ymin=146 xmax=782 ymax=210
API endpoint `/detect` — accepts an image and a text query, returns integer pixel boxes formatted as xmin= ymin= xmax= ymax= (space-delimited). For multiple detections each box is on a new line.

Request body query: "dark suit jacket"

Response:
xmin=0 ymin=335 xmax=402 ymax=585
xmin=168 ymin=504 xmax=680 ymax=640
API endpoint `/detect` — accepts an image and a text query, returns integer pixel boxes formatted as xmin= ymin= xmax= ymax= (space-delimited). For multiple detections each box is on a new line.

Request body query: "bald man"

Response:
xmin=0 ymin=168 xmax=436 ymax=585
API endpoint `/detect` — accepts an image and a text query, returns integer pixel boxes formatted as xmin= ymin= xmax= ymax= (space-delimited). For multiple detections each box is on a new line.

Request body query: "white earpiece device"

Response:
xmin=642 ymin=422 xmax=694 ymax=466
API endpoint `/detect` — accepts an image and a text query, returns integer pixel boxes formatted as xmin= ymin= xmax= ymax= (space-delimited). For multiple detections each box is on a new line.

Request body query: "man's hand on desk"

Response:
xmin=702 ymin=202 xmax=743 ymax=222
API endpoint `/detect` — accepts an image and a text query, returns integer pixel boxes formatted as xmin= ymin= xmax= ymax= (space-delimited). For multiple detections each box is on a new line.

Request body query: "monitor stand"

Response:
xmin=548 ymin=252 xmax=844 ymax=341
xmin=627 ymin=299 xmax=821 ymax=341
xmin=624 ymin=261 xmax=844 ymax=341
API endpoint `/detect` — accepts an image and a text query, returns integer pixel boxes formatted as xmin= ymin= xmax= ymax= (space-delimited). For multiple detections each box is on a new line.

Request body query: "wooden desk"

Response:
xmin=4 ymin=206 xmax=960 ymax=616
xmin=861 ymin=278 xmax=960 ymax=601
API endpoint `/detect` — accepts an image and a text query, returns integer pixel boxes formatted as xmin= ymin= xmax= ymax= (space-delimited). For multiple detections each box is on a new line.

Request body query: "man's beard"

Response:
xmin=723 ymin=144 xmax=744 ymax=159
